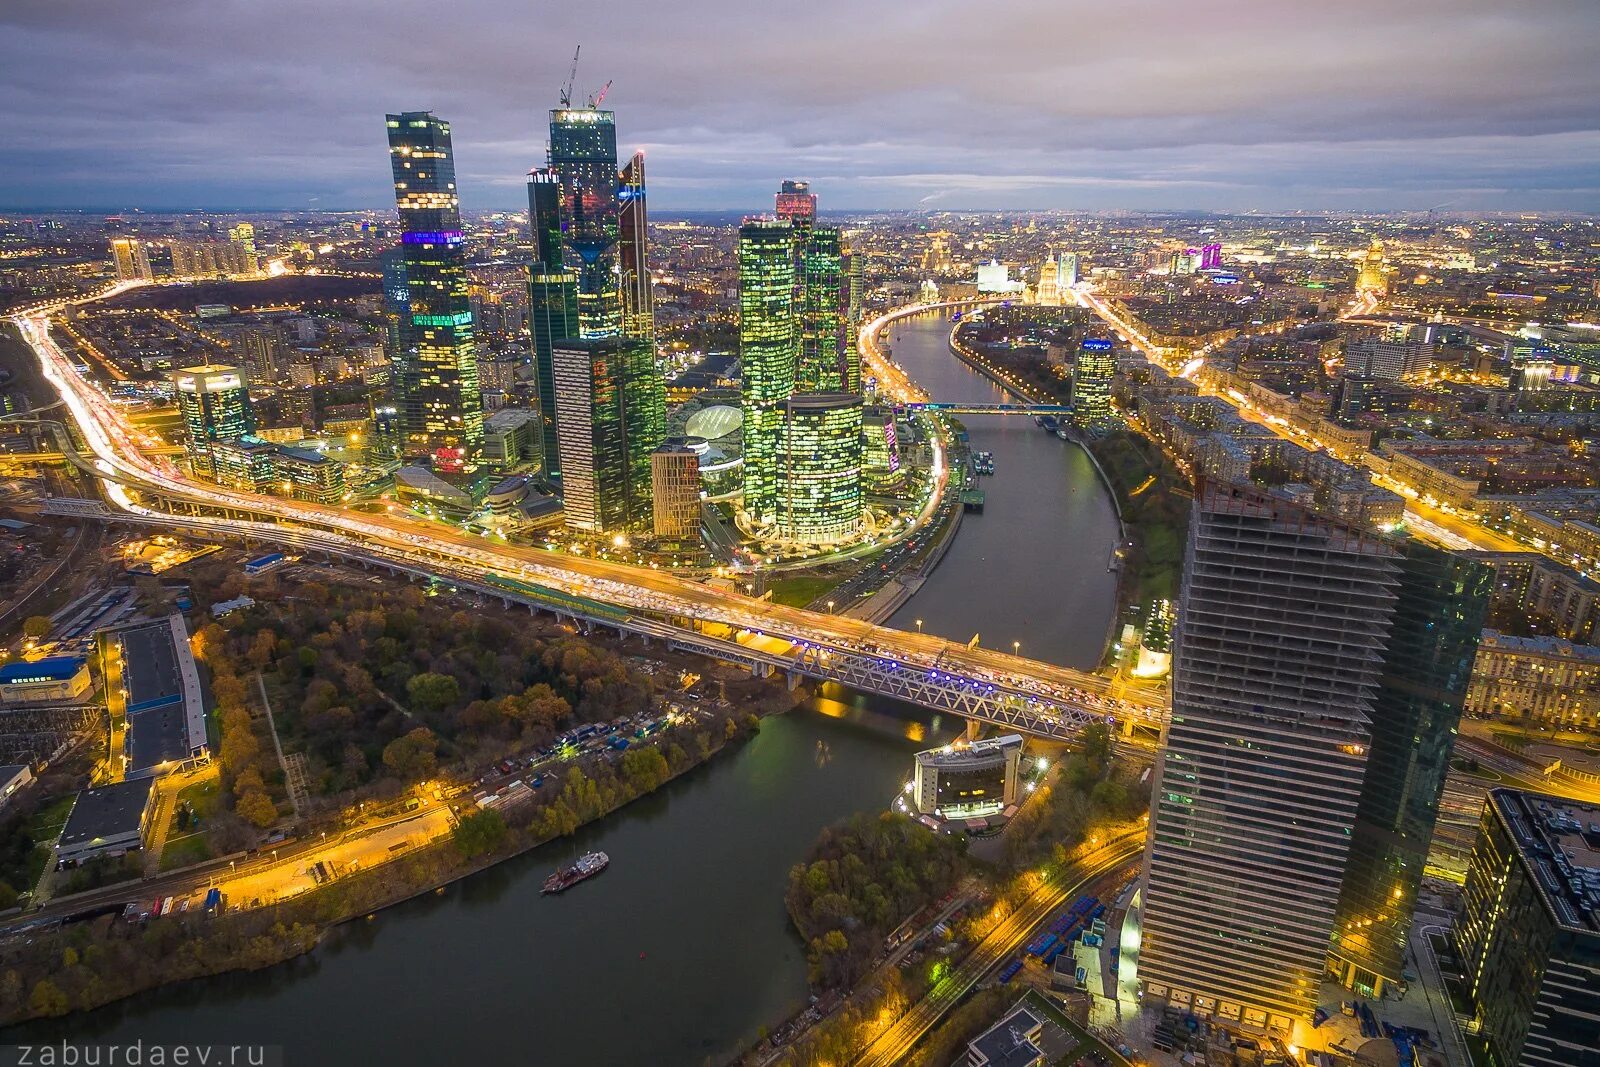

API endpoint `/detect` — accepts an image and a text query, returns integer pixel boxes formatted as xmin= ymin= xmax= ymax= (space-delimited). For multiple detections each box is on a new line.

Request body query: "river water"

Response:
xmin=16 ymin=314 xmax=1119 ymax=1064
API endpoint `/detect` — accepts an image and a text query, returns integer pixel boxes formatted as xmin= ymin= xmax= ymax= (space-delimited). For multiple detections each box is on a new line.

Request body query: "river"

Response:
xmin=12 ymin=313 xmax=1120 ymax=1064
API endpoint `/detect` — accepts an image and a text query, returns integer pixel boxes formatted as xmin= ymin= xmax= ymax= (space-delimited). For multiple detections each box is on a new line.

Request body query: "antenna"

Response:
xmin=560 ymin=45 xmax=581 ymax=108
xmin=590 ymin=79 xmax=613 ymax=108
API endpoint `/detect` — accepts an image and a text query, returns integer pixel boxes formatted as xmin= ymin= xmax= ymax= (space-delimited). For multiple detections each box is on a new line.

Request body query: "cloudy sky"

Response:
xmin=3 ymin=0 xmax=1598 ymax=213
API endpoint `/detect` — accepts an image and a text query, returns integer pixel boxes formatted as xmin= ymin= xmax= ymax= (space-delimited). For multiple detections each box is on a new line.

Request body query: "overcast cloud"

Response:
xmin=2 ymin=0 xmax=1597 ymax=212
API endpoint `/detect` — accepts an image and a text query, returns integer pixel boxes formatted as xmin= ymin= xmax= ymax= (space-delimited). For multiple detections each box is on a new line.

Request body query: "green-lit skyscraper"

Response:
xmin=739 ymin=217 xmax=798 ymax=527
xmin=1329 ymin=543 xmax=1491 ymax=997
xmin=385 ymin=111 xmax=482 ymax=470
xmin=527 ymin=102 xmax=663 ymax=527
xmin=776 ymin=180 xmax=855 ymax=394
xmin=171 ymin=364 xmax=255 ymax=481
xmin=1073 ymin=338 xmax=1115 ymax=432
xmin=777 ymin=392 xmax=863 ymax=545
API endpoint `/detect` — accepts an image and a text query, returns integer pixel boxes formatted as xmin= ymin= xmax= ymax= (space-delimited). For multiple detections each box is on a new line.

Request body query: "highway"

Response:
xmin=10 ymin=289 xmax=1164 ymax=736
xmin=851 ymin=832 xmax=1145 ymax=1067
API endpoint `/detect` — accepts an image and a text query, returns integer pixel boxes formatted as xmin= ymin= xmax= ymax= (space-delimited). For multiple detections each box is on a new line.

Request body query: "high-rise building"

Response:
xmin=799 ymin=225 xmax=849 ymax=391
xmin=228 ymin=223 xmax=259 ymax=272
xmin=552 ymin=336 xmax=657 ymax=534
xmin=650 ymin=439 xmax=701 ymax=540
xmin=109 ymin=238 xmax=152 ymax=282
xmin=385 ymin=111 xmax=483 ymax=470
xmin=738 ymin=217 xmax=797 ymax=527
xmin=776 ymin=392 xmax=863 ymax=545
xmin=1060 ymin=251 xmax=1081 ymax=287
xmin=529 ymin=105 xmax=662 ymax=503
xmin=1328 ymin=544 xmax=1490 ymax=996
xmin=1356 ymin=239 xmax=1389 ymax=295
xmin=171 ymin=364 xmax=255 ymax=480
xmin=1139 ymin=483 xmax=1400 ymax=1032
xmin=1072 ymin=339 xmax=1115 ymax=431
xmin=169 ymin=240 xmax=251 ymax=278
xmin=1453 ymin=788 xmax=1600 ymax=1067
xmin=775 ymin=179 xmax=817 ymax=228
xmin=619 ymin=150 xmax=654 ymax=347
xmin=380 ymin=246 xmax=412 ymax=371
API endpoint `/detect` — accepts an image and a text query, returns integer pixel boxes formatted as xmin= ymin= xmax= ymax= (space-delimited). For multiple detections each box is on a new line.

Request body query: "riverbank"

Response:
xmin=0 ymin=706 xmax=775 ymax=1026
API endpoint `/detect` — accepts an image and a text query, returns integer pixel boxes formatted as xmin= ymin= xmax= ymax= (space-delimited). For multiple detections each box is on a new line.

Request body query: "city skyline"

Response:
xmin=3 ymin=1 xmax=1599 ymax=214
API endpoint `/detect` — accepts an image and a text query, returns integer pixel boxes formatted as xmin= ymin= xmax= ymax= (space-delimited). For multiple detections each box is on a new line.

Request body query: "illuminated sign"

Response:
xmin=411 ymin=312 xmax=473 ymax=327
xmin=1082 ymin=339 xmax=1113 ymax=352
xmin=402 ymin=231 xmax=464 ymax=245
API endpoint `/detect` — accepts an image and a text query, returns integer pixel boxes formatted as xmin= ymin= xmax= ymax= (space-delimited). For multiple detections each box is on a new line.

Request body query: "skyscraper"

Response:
xmin=528 ymin=103 xmax=663 ymax=517
xmin=738 ymin=217 xmax=798 ymax=527
xmin=385 ymin=111 xmax=482 ymax=469
xmin=618 ymin=150 xmax=654 ymax=346
xmin=776 ymin=392 xmax=863 ymax=545
xmin=109 ymin=238 xmax=152 ymax=282
xmin=552 ymin=337 xmax=627 ymax=534
xmin=650 ymin=440 xmax=701 ymax=540
xmin=776 ymin=181 xmax=855 ymax=394
xmin=1139 ymin=483 xmax=1399 ymax=1032
xmin=172 ymin=364 xmax=255 ymax=480
xmin=1072 ymin=339 xmax=1115 ymax=431
xmin=1329 ymin=543 xmax=1490 ymax=996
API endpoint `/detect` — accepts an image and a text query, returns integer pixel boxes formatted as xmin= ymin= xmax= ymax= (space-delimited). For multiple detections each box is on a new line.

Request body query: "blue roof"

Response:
xmin=0 ymin=656 xmax=87 ymax=683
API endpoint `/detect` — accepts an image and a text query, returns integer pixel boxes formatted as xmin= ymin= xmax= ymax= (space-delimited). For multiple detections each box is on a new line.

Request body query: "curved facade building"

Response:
xmin=775 ymin=391 xmax=862 ymax=545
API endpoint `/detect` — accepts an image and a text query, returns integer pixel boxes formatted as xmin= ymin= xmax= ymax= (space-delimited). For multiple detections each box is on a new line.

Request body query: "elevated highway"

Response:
xmin=14 ymin=290 xmax=1165 ymax=743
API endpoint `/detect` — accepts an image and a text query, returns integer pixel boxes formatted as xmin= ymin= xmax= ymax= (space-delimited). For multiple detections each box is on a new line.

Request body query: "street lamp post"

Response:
xmin=827 ymin=600 xmax=835 ymax=614
xmin=915 ymin=619 xmax=924 ymax=634
xmin=1013 ymin=640 xmax=1021 ymax=657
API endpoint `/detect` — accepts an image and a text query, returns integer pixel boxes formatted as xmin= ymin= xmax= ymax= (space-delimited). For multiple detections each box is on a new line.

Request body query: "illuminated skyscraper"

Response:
xmin=1140 ymin=483 xmax=1398 ymax=1032
xmin=1357 ymin=239 xmax=1389 ymax=295
xmin=228 ymin=222 xmax=259 ymax=272
xmin=776 ymin=392 xmax=863 ymax=545
xmin=1072 ymin=339 xmax=1115 ymax=431
xmin=650 ymin=440 xmax=701 ymax=540
xmin=552 ymin=337 xmax=627 ymax=533
xmin=738 ymin=217 xmax=797 ymax=527
xmin=109 ymin=238 xmax=152 ymax=282
xmin=171 ymin=364 xmax=255 ymax=480
xmin=774 ymin=179 xmax=817 ymax=229
xmin=776 ymin=180 xmax=854 ymax=394
xmin=385 ymin=111 xmax=482 ymax=469
xmin=529 ymin=105 xmax=663 ymax=508
xmin=618 ymin=151 xmax=654 ymax=346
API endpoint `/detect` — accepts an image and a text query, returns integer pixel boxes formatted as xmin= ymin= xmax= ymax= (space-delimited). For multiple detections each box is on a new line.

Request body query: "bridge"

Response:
xmin=901 ymin=402 xmax=1074 ymax=416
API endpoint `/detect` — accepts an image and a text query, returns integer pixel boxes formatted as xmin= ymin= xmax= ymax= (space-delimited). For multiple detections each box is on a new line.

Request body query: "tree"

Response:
xmin=21 ymin=616 xmax=52 ymax=641
xmin=620 ymin=747 xmax=670 ymax=793
xmin=452 ymin=809 xmax=507 ymax=858
xmin=406 ymin=672 xmax=460 ymax=715
xmin=0 ymin=880 xmax=16 ymax=910
xmin=235 ymin=790 xmax=277 ymax=828
xmin=28 ymin=978 xmax=69 ymax=1017
xmin=382 ymin=727 xmax=439 ymax=780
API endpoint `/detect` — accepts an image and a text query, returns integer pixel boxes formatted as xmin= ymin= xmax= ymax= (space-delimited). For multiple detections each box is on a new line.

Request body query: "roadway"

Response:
xmin=10 ymin=289 xmax=1165 ymax=737
xmin=851 ymin=831 xmax=1145 ymax=1067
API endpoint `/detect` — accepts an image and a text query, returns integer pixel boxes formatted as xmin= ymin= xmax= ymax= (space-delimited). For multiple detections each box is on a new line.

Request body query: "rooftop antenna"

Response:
xmin=560 ymin=45 xmax=581 ymax=108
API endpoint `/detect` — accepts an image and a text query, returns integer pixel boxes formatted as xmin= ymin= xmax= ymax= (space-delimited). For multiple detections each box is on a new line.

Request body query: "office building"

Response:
xmin=1453 ymin=789 xmax=1600 ymax=1067
xmin=738 ymin=217 xmax=798 ymax=527
xmin=1073 ymin=339 xmax=1115 ymax=431
xmin=650 ymin=439 xmax=701 ymax=540
xmin=109 ymin=238 xmax=152 ymax=282
xmin=481 ymin=408 xmax=543 ymax=469
xmin=1329 ymin=544 xmax=1491 ymax=996
xmin=172 ymin=364 xmax=255 ymax=480
xmin=551 ymin=337 xmax=630 ymax=533
xmin=775 ymin=391 xmax=863 ymax=545
xmin=210 ymin=436 xmax=278 ymax=493
xmin=1139 ymin=483 xmax=1399 ymax=1031
xmin=526 ymin=168 xmax=578 ymax=478
xmin=619 ymin=150 xmax=654 ymax=346
xmin=380 ymin=245 xmax=412 ymax=369
xmin=385 ymin=110 xmax=483 ymax=469
xmin=275 ymin=445 xmax=346 ymax=504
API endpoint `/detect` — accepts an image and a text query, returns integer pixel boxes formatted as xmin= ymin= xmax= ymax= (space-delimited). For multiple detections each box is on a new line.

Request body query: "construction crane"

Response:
xmin=559 ymin=45 xmax=581 ymax=108
xmin=589 ymin=79 xmax=612 ymax=108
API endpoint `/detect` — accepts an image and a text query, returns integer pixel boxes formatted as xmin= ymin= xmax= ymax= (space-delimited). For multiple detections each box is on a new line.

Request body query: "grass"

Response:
xmin=766 ymin=572 xmax=843 ymax=609
xmin=156 ymin=777 xmax=221 ymax=870
xmin=159 ymin=832 xmax=212 ymax=871
xmin=24 ymin=794 xmax=76 ymax=841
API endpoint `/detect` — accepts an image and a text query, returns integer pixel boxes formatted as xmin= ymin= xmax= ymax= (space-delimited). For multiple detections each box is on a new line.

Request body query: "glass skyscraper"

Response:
xmin=527 ymin=105 xmax=663 ymax=526
xmin=618 ymin=150 xmax=654 ymax=347
xmin=1073 ymin=339 xmax=1115 ymax=431
xmin=777 ymin=392 xmax=863 ymax=545
xmin=171 ymin=364 xmax=255 ymax=481
xmin=552 ymin=337 xmax=628 ymax=534
xmin=738 ymin=217 xmax=798 ymax=527
xmin=385 ymin=111 xmax=482 ymax=470
xmin=1329 ymin=544 xmax=1490 ymax=996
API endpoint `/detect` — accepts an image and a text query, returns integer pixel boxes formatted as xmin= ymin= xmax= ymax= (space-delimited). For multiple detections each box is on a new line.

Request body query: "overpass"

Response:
xmin=17 ymin=292 xmax=1166 ymax=744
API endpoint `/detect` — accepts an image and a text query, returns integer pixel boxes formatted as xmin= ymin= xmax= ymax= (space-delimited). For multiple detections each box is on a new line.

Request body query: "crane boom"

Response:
xmin=560 ymin=45 xmax=581 ymax=108
xmin=591 ymin=79 xmax=612 ymax=107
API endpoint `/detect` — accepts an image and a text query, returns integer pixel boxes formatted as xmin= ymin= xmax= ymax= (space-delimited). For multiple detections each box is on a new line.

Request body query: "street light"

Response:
xmin=827 ymin=600 xmax=835 ymax=614
xmin=1013 ymin=640 xmax=1021 ymax=657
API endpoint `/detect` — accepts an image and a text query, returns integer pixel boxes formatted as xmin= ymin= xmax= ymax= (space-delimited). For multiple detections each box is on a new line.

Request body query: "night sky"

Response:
xmin=4 ymin=0 xmax=1597 ymax=213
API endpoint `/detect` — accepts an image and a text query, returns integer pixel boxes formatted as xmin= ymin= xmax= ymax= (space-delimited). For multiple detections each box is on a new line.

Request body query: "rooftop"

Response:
xmin=58 ymin=778 xmax=155 ymax=851
xmin=1478 ymin=629 xmax=1600 ymax=662
xmin=0 ymin=656 xmax=87 ymax=684
xmin=917 ymin=733 xmax=1024 ymax=768
xmin=1492 ymin=788 xmax=1600 ymax=935
xmin=968 ymin=1004 xmax=1043 ymax=1067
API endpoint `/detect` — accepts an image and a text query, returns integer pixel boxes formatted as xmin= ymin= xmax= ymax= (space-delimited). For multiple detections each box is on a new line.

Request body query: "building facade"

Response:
xmin=776 ymin=392 xmax=863 ymax=545
xmin=171 ymin=364 xmax=254 ymax=480
xmin=385 ymin=111 xmax=483 ymax=468
xmin=1453 ymin=789 xmax=1600 ymax=1067
xmin=650 ymin=440 xmax=701 ymax=540
xmin=1466 ymin=629 xmax=1600 ymax=728
xmin=1139 ymin=483 xmax=1399 ymax=1031
xmin=1073 ymin=339 xmax=1116 ymax=432
xmin=739 ymin=217 xmax=798 ymax=527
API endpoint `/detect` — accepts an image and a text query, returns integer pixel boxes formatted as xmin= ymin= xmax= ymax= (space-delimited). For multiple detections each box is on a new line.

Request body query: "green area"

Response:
xmin=159 ymin=832 xmax=212 ymax=872
xmin=1086 ymin=429 xmax=1188 ymax=608
xmin=766 ymin=572 xmax=841 ymax=609
xmin=0 ymin=794 xmax=77 ymax=903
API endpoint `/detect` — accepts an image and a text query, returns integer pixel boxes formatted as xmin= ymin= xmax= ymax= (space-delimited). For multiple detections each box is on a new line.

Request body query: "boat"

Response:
xmin=542 ymin=851 xmax=609 ymax=894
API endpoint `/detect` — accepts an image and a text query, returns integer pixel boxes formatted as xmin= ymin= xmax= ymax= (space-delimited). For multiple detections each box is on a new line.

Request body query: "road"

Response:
xmin=9 ymin=289 xmax=1166 ymax=735
xmin=1069 ymin=287 xmax=1527 ymax=557
xmin=851 ymin=832 xmax=1145 ymax=1067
